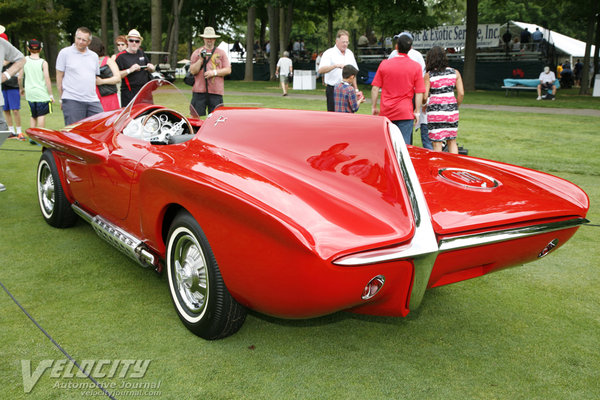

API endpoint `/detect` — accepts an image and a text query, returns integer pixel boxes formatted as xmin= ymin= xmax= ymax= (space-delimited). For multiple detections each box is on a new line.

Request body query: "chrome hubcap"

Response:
xmin=38 ymin=163 xmax=55 ymax=216
xmin=173 ymin=233 xmax=208 ymax=314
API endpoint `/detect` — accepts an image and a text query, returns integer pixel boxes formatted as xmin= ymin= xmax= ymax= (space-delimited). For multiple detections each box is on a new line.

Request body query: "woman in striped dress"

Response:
xmin=424 ymin=46 xmax=464 ymax=153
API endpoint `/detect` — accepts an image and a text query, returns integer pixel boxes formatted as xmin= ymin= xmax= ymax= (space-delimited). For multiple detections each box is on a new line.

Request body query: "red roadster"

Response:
xmin=28 ymin=80 xmax=589 ymax=339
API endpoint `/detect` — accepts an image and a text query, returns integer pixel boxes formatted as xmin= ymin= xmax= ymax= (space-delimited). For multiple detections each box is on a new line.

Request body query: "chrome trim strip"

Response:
xmin=72 ymin=204 xmax=158 ymax=269
xmin=438 ymin=217 xmax=589 ymax=252
xmin=334 ymin=216 xmax=588 ymax=308
xmin=72 ymin=203 xmax=93 ymax=224
xmin=387 ymin=124 xmax=439 ymax=309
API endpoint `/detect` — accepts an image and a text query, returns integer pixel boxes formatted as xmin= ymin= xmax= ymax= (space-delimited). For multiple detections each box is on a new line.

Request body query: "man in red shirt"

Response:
xmin=371 ymin=34 xmax=424 ymax=145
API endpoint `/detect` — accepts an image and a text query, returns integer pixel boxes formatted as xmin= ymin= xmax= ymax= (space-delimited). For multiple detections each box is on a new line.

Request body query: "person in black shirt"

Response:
xmin=520 ymin=28 xmax=531 ymax=49
xmin=114 ymin=29 xmax=155 ymax=106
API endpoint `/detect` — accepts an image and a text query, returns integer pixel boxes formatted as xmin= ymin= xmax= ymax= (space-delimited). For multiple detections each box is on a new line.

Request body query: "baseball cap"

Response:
xmin=27 ymin=39 xmax=42 ymax=50
xmin=394 ymin=31 xmax=414 ymax=40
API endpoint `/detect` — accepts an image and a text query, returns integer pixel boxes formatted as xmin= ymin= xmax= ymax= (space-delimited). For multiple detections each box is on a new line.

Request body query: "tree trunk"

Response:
xmin=111 ymin=0 xmax=119 ymax=47
xmin=165 ymin=2 xmax=174 ymax=53
xmin=327 ymin=0 xmax=333 ymax=45
xmin=279 ymin=1 xmax=293 ymax=55
xmin=151 ymin=0 xmax=162 ymax=65
xmin=244 ymin=6 xmax=256 ymax=82
xmin=594 ymin=11 xmax=600 ymax=84
xmin=579 ymin=1 xmax=597 ymax=94
xmin=44 ymin=0 xmax=59 ymax=77
xmin=187 ymin=21 xmax=193 ymax=59
xmin=259 ymin=16 xmax=267 ymax=49
xmin=463 ymin=0 xmax=478 ymax=92
xmin=267 ymin=3 xmax=280 ymax=79
xmin=101 ymin=0 xmax=108 ymax=49
xmin=279 ymin=7 xmax=285 ymax=56
xmin=167 ymin=0 xmax=183 ymax=66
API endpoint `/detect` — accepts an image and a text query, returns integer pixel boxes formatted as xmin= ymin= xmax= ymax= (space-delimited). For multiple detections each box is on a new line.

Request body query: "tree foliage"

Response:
xmin=1 ymin=0 xmax=595 ymax=86
xmin=0 ymin=0 xmax=69 ymax=46
xmin=354 ymin=0 xmax=434 ymax=36
xmin=477 ymin=0 xmax=593 ymax=42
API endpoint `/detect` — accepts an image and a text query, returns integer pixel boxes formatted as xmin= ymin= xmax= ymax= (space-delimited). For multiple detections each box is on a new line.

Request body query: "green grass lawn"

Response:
xmin=222 ymin=79 xmax=600 ymax=110
xmin=1 ymin=82 xmax=599 ymax=399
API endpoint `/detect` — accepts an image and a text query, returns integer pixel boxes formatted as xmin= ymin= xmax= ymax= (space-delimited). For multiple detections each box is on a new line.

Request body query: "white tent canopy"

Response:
xmin=218 ymin=41 xmax=246 ymax=63
xmin=504 ymin=21 xmax=595 ymax=58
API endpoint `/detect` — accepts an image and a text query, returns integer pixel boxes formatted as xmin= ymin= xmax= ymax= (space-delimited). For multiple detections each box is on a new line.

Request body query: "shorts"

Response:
xmin=191 ymin=92 xmax=223 ymax=116
xmin=2 ymin=88 xmax=21 ymax=111
xmin=29 ymin=101 xmax=51 ymax=118
xmin=279 ymin=75 xmax=289 ymax=84
xmin=61 ymin=99 xmax=103 ymax=125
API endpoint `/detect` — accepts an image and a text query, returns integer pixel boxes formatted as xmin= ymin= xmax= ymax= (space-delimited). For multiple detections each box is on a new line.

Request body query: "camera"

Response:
xmin=200 ymin=49 xmax=212 ymax=59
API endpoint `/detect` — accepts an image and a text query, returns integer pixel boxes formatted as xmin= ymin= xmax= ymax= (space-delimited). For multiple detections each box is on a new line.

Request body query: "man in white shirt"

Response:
xmin=56 ymin=27 xmax=103 ymax=125
xmin=388 ymin=34 xmax=424 ymax=73
xmin=275 ymin=51 xmax=293 ymax=96
xmin=537 ymin=66 xmax=556 ymax=100
xmin=318 ymin=29 xmax=359 ymax=112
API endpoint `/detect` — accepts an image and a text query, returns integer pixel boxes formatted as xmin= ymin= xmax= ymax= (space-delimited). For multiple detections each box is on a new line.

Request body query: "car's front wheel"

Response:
xmin=166 ymin=211 xmax=246 ymax=339
xmin=37 ymin=150 xmax=78 ymax=228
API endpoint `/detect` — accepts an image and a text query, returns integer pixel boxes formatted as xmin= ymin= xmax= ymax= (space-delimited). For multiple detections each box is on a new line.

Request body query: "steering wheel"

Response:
xmin=141 ymin=108 xmax=194 ymax=143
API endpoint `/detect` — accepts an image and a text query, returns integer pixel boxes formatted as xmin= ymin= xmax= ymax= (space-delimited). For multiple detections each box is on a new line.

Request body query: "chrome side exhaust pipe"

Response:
xmin=72 ymin=204 xmax=159 ymax=269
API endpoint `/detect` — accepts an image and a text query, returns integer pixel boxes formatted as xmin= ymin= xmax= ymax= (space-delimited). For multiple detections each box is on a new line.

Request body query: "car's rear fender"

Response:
xmin=40 ymin=148 xmax=76 ymax=205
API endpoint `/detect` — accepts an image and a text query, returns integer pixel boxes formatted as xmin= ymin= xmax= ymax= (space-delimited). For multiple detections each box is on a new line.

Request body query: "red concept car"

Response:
xmin=28 ymin=80 xmax=589 ymax=340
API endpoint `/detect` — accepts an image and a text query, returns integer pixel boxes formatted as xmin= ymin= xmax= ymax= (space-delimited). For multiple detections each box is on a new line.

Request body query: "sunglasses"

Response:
xmin=128 ymin=39 xmax=140 ymax=43
xmin=117 ymin=43 xmax=126 ymax=46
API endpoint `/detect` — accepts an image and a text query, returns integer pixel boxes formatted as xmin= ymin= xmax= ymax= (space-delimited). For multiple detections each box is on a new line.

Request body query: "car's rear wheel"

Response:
xmin=37 ymin=150 xmax=77 ymax=228
xmin=166 ymin=211 xmax=246 ymax=339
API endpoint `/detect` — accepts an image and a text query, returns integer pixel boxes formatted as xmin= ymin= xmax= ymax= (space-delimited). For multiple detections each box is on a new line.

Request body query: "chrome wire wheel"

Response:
xmin=166 ymin=211 xmax=247 ymax=339
xmin=172 ymin=228 xmax=209 ymax=316
xmin=37 ymin=159 xmax=56 ymax=219
xmin=36 ymin=151 xmax=77 ymax=228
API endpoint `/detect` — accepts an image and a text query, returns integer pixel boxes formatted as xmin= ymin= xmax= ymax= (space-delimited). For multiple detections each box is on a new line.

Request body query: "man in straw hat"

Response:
xmin=115 ymin=29 xmax=155 ymax=106
xmin=189 ymin=27 xmax=231 ymax=116
xmin=0 ymin=25 xmax=26 ymax=192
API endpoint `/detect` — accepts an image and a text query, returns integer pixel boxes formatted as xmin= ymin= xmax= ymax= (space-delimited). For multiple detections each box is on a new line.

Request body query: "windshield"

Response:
xmin=114 ymin=79 xmax=199 ymax=133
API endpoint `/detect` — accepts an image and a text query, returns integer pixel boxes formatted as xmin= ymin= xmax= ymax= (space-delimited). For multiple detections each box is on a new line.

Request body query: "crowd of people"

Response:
xmin=1 ymin=23 xmax=477 ymax=192
xmin=536 ymin=58 xmax=586 ymax=100
xmin=317 ymin=29 xmax=464 ymax=153
xmin=0 ymin=24 xmax=235 ymax=133
xmin=0 ymin=24 xmax=234 ymax=192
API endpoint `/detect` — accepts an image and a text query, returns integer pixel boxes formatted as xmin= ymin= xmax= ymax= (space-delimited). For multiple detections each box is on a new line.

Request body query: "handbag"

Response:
xmin=98 ymin=63 xmax=117 ymax=97
xmin=184 ymin=70 xmax=195 ymax=86
xmin=2 ymin=63 xmax=19 ymax=90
